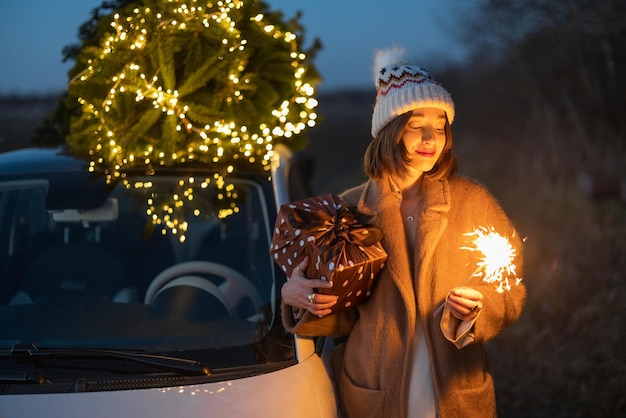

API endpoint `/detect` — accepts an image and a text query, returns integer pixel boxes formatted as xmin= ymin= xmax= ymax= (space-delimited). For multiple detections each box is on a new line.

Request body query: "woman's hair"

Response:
xmin=363 ymin=110 xmax=457 ymax=180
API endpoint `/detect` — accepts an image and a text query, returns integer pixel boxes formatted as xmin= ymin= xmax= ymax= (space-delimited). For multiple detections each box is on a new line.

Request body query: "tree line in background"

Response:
xmin=447 ymin=0 xmax=625 ymax=196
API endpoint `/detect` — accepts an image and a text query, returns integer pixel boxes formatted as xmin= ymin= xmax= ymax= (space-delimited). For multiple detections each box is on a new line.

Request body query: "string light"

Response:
xmin=127 ymin=174 xmax=240 ymax=242
xmin=67 ymin=0 xmax=319 ymax=232
xmin=68 ymin=0 xmax=318 ymax=183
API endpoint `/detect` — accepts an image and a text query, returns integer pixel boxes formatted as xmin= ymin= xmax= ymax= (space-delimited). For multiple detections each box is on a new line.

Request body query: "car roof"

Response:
xmin=0 ymin=147 xmax=274 ymax=177
xmin=0 ymin=147 xmax=277 ymax=210
xmin=0 ymin=147 xmax=87 ymax=176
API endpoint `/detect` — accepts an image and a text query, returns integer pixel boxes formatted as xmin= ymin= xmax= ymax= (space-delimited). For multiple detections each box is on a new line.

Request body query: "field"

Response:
xmin=1 ymin=90 xmax=625 ymax=417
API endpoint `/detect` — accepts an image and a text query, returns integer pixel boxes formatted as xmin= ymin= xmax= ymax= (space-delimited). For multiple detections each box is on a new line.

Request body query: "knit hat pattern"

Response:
xmin=371 ymin=47 xmax=455 ymax=137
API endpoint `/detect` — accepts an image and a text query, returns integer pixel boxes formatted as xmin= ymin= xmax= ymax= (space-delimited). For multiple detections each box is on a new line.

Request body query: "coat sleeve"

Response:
xmin=440 ymin=306 xmax=481 ymax=348
xmin=281 ymin=301 xmax=358 ymax=337
xmin=442 ymin=179 xmax=526 ymax=347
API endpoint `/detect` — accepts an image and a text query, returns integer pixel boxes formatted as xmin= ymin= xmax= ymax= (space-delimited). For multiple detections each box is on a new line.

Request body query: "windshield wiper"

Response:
xmin=2 ymin=343 xmax=211 ymax=377
xmin=0 ymin=369 xmax=49 ymax=384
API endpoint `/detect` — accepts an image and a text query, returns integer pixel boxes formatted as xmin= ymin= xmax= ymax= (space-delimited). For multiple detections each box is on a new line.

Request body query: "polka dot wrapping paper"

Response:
xmin=271 ymin=194 xmax=387 ymax=313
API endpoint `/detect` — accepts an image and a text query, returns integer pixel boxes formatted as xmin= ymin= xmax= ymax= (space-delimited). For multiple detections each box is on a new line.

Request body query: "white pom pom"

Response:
xmin=373 ymin=46 xmax=407 ymax=80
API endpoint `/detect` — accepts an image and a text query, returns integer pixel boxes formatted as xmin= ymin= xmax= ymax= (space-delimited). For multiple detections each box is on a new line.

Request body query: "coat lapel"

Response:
xmin=415 ymin=178 xmax=450 ymax=316
xmin=355 ymin=179 xmax=418 ymax=313
xmin=351 ymin=177 xmax=451 ymax=317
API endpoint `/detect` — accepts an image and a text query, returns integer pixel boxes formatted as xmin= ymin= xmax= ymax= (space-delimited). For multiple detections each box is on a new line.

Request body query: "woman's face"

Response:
xmin=400 ymin=107 xmax=447 ymax=174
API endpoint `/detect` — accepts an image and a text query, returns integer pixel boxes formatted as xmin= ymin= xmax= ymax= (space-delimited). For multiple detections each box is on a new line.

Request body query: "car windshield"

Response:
xmin=0 ymin=165 xmax=291 ymax=379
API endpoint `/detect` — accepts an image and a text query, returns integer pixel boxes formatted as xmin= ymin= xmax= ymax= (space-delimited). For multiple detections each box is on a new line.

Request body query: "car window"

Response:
xmin=0 ymin=174 xmax=285 ymax=367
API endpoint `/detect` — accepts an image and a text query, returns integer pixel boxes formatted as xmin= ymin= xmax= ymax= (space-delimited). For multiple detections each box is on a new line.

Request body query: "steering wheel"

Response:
xmin=144 ymin=261 xmax=263 ymax=315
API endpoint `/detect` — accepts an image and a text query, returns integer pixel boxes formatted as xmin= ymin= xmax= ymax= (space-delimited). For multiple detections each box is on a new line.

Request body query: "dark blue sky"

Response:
xmin=0 ymin=0 xmax=476 ymax=94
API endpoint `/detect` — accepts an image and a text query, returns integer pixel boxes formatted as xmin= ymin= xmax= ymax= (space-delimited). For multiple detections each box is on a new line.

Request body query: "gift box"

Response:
xmin=271 ymin=194 xmax=387 ymax=313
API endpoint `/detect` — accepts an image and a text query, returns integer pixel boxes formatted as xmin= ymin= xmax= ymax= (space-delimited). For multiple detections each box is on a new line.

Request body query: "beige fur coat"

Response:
xmin=281 ymin=175 xmax=526 ymax=417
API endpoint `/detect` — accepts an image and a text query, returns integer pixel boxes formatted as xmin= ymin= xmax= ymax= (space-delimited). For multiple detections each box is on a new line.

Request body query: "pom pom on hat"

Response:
xmin=371 ymin=47 xmax=455 ymax=137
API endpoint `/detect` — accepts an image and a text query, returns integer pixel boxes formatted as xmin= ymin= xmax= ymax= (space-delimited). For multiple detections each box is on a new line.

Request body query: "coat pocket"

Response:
xmin=337 ymin=365 xmax=386 ymax=418
xmin=451 ymin=374 xmax=496 ymax=417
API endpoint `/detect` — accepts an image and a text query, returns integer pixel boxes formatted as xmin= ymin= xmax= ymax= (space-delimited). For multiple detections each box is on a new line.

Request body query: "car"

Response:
xmin=0 ymin=146 xmax=338 ymax=417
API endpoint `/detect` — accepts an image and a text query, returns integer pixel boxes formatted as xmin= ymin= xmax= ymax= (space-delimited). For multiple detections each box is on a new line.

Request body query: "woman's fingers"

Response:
xmin=305 ymin=292 xmax=338 ymax=316
xmin=303 ymin=284 xmax=337 ymax=316
xmin=282 ymin=256 xmax=337 ymax=315
xmin=447 ymin=297 xmax=480 ymax=315
xmin=446 ymin=287 xmax=483 ymax=319
xmin=304 ymin=290 xmax=337 ymax=306
xmin=291 ymin=256 xmax=310 ymax=279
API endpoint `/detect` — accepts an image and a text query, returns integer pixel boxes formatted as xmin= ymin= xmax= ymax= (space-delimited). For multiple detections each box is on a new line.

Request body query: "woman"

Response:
xmin=280 ymin=47 xmax=526 ymax=418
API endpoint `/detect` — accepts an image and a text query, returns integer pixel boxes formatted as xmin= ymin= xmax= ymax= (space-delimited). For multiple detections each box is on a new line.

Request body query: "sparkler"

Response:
xmin=433 ymin=225 xmax=521 ymax=317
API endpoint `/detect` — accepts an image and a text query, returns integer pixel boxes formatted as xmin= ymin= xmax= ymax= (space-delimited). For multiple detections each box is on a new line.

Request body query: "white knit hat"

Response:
xmin=371 ymin=47 xmax=455 ymax=137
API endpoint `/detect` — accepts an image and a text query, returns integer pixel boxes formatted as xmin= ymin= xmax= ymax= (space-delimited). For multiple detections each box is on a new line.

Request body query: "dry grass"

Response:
xmin=452 ymin=99 xmax=626 ymax=416
xmin=2 ymin=91 xmax=624 ymax=416
xmin=484 ymin=171 xmax=626 ymax=417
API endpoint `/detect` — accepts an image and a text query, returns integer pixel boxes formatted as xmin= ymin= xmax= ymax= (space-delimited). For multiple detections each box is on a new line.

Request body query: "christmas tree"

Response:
xmin=52 ymin=0 xmax=320 ymax=240
xmin=64 ymin=0 xmax=321 ymax=183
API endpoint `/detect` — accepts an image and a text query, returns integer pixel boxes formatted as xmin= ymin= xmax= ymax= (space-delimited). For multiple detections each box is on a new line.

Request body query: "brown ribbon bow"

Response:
xmin=287 ymin=205 xmax=383 ymax=248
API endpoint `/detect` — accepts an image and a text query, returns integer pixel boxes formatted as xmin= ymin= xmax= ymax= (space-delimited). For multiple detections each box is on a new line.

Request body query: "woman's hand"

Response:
xmin=281 ymin=256 xmax=338 ymax=317
xmin=445 ymin=287 xmax=483 ymax=320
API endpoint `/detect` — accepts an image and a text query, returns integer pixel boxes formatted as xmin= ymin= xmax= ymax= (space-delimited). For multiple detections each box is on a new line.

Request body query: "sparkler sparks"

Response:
xmin=462 ymin=225 xmax=520 ymax=293
xmin=433 ymin=225 xmax=522 ymax=317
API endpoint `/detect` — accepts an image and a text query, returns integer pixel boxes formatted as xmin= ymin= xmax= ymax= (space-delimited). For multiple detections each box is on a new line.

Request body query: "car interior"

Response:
xmin=0 ymin=175 xmax=277 ymax=351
